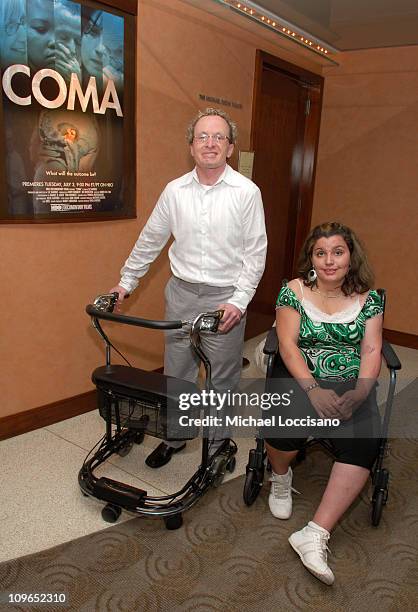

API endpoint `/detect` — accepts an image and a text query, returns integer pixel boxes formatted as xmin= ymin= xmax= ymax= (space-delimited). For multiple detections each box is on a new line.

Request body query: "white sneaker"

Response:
xmin=268 ymin=467 xmax=300 ymax=519
xmin=288 ymin=521 xmax=335 ymax=585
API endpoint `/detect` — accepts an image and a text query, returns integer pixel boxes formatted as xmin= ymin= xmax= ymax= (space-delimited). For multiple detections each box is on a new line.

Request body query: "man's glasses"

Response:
xmin=5 ymin=18 xmax=25 ymax=36
xmin=194 ymin=133 xmax=230 ymax=144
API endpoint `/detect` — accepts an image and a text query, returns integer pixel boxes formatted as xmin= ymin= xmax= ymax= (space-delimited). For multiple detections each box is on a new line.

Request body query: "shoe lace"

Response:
xmin=313 ymin=532 xmax=332 ymax=561
xmin=269 ymin=477 xmax=300 ymax=500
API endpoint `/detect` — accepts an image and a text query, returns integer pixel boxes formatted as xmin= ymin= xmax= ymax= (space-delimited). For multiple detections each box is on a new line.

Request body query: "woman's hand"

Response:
xmin=307 ymin=387 xmax=342 ymax=419
xmin=336 ymin=389 xmax=366 ymax=421
xmin=55 ymin=42 xmax=82 ymax=82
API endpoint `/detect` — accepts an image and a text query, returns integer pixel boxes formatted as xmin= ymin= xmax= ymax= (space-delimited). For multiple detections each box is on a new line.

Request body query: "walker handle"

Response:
xmin=86 ymin=304 xmax=183 ymax=330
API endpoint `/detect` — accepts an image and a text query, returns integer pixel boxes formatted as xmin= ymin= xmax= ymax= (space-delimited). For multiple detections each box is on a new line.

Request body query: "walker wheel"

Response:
xmin=243 ymin=468 xmax=263 ymax=506
xmin=371 ymin=488 xmax=387 ymax=527
xmin=134 ymin=430 xmax=145 ymax=445
xmin=164 ymin=513 xmax=183 ymax=530
xmin=212 ymin=471 xmax=225 ymax=488
xmin=101 ymin=503 xmax=122 ymax=523
xmin=226 ymin=456 xmax=236 ymax=473
xmin=210 ymin=455 xmax=227 ymax=487
xmin=117 ymin=440 xmax=134 ymax=457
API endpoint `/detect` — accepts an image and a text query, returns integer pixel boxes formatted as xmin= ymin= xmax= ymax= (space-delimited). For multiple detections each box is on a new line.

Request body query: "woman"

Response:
xmin=27 ymin=0 xmax=81 ymax=82
xmin=266 ymin=222 xmax=383 ymax=585
xmin=26 ymin=0 xmax=55 ymax=71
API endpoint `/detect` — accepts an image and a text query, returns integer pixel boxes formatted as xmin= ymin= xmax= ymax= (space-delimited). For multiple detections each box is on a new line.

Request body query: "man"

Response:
xmin=110 ymin=108 xmax=267 ymax=467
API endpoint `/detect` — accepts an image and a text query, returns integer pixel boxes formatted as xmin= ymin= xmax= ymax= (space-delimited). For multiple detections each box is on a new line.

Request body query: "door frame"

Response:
xmin=250 ymin=50 xmax=324 ymax=275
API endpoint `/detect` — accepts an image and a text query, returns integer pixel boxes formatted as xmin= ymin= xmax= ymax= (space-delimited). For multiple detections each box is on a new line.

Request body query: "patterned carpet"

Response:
xmin=1 ymin=381 xmax=417 ymax=612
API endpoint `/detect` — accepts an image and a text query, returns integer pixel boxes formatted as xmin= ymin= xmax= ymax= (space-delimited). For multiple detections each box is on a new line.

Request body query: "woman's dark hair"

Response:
xmin=297 ymin=222 xmax=374 ymax=295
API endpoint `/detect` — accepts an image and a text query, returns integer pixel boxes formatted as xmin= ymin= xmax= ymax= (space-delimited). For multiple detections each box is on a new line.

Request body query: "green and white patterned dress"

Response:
xmin=276 ymin=282 xmax=384 ymax=381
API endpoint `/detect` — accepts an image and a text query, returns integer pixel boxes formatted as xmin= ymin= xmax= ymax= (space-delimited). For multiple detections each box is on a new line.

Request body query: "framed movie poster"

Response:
xmin=0 ymin=0 xmax=136 ymax=222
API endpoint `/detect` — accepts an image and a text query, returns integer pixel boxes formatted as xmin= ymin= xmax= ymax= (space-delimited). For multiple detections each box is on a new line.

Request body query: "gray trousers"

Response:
xmin=164 ymin=276 xmax=246 ymax=447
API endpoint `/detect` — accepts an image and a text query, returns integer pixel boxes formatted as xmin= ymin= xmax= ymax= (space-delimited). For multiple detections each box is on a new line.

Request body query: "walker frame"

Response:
xmin=79 ymin=294 xmax=237 ymax=529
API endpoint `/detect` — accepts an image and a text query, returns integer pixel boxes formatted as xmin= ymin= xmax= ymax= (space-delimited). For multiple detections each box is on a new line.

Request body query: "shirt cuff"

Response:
xmin=119 ymin=278 xmax=139 ymax=294
xmin=227 ymin=291 xmax=250 ymax=315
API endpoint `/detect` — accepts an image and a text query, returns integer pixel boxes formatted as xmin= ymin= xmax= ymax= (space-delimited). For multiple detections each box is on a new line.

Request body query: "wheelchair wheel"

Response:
xmin=243 ymin=468 xmax=264 ymax=506
xmin=102 ymin=503 xmax=122 ymax=523
xmin=164 ymin=513 xmax=183 ymax=530
xmin=371 ymin=488 xmax=387 ymax=527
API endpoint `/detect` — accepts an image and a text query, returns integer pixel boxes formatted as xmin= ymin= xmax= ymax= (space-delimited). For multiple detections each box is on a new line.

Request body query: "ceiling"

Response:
xmin=252 ymin=0 xmax=418 ymax=50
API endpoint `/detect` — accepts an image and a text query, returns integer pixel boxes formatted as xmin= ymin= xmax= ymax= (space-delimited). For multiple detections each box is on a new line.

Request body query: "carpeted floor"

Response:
xmin=1 ymin=381 xmax=417 ymax=612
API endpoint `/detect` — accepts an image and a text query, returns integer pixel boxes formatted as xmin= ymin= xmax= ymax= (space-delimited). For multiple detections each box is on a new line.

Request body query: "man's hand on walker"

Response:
xmin=109 ymin=285 xmax=129 ymax=312
xmin=217 ymin=303 xmax=242 ymax=333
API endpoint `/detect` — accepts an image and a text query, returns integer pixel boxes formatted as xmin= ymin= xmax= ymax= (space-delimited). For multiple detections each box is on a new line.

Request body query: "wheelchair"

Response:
xmin=78 ymin=293 xmax=237 ymax=530
xmin=243 ymin=289 xmax=402 ymax=526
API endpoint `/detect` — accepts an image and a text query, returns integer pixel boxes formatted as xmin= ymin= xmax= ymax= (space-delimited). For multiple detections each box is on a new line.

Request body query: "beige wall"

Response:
xmin=5 ymin=1 xmax=415 ymax=423
xmin=312 ymin=46 xmax=418 ymax=334
xmin=1 ymin=0 xmax=322 ymax=419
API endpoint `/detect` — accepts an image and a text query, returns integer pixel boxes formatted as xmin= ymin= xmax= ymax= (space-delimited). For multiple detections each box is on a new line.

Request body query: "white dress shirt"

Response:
xmin=119 ymin=164 xmax=267 ymax=312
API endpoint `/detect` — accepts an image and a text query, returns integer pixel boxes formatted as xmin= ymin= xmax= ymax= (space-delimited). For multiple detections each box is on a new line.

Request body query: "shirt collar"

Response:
xmin=181 ymin=164 xmax=240 ymax=188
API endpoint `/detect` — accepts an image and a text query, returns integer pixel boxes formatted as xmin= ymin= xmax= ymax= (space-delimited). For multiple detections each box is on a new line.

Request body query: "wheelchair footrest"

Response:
xmin=93 ymin=477 xmax=147 ymax=510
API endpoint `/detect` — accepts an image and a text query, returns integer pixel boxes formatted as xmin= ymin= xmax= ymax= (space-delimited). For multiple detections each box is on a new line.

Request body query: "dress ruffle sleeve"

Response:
xmin=276 ymin=283 xmax=303 ymax=315
xmin=362 ymin=290 xmax=384 ymax=319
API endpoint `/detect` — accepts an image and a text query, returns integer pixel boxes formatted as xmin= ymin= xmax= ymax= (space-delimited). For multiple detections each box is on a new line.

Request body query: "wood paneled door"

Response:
xmin=246 ymin=51 xmax=323 ymax=339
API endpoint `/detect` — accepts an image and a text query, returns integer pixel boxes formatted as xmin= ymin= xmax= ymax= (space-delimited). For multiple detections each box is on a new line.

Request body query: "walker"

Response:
xmin=79 ymin=293 xmax=237 ymax=529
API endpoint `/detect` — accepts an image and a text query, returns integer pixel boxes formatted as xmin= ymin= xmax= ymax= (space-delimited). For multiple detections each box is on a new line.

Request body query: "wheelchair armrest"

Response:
xmin=263 ymin=327 xmax=278 ymax=355
xmin=382 ymin=339 xmax=402 ymax=371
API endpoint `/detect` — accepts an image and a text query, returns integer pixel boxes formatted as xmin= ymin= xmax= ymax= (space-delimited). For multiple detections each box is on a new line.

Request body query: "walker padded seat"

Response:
xmin=92 ymin=364 xmax=199 ymax=402
xmin=93 ymin=364 xmax=199 ymax=439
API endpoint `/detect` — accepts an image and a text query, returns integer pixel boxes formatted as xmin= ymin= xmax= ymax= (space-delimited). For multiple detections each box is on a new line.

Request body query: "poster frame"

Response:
xmin=0 ymin=0 xmax=137 ymax=224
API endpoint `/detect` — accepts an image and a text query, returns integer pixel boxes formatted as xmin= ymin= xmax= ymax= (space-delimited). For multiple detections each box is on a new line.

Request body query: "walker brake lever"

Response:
xmin=197 ymin=309 xmax=225 ymax=333
xmin=93 ymin=292 xmax=119 ymax=313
